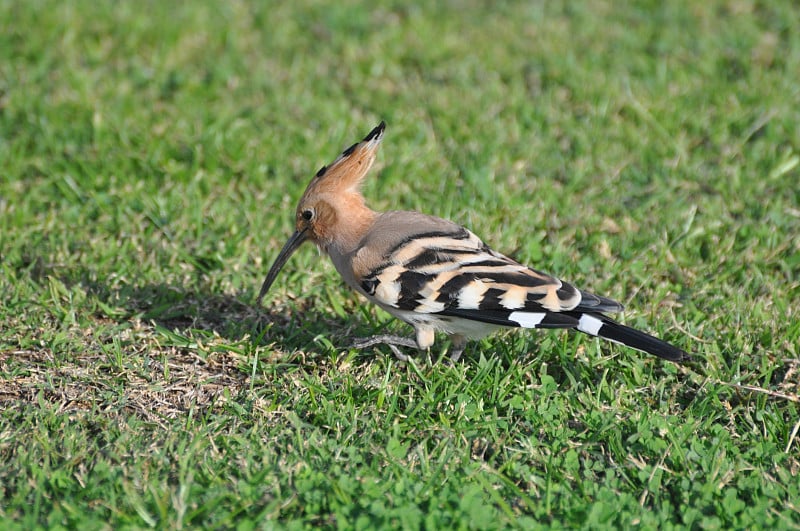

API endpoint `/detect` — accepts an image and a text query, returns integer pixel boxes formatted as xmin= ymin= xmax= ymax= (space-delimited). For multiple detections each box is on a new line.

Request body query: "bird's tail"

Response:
xmin=572 ymin=312 xmax=689 ymax=362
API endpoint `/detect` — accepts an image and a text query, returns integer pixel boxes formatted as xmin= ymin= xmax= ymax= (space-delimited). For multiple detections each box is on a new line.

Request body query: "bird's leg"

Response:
xmin=350 ymin=334 xmax=419 ymax=361
xmin=448 ymin=334 xmax=467 ymax=363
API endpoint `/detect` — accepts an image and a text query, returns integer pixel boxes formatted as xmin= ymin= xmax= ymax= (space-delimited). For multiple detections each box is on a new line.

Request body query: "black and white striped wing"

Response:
xmin=358 ymin=225 xmax=619 ymax=329
xmin=354 ymin=217 xmax=687 ymax=361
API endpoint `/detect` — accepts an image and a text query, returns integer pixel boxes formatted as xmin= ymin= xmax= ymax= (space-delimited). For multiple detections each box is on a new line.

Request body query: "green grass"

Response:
xmin=1 ymin=0 xmax=799 ymax=528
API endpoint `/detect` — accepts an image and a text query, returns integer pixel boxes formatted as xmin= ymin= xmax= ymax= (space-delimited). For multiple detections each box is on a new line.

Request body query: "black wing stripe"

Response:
xmin=404 ymin=248 xmax=443 ymax=269
xmin=556 ymin=283 xmax=579 ymax=301
xmin=481 ymin=288 xmax=507 ymax=308
xmin=396 ymin=270 xmax=436 ymax=308
xmin=474 ymin=271 xmax=552 ymax=288
xmin=386 ymin=228 xmax=472 ymax=257
xmin=440 ymin=308 xmax=579 ymax=328
xmin=435 ymin=273 xmax=477 ymax=303
xmin=465 ymin=259 xmax=521 ymax=269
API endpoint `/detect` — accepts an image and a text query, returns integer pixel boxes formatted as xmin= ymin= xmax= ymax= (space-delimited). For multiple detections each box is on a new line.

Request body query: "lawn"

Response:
xmin=1 ymin=0 xmax=799 ymax=528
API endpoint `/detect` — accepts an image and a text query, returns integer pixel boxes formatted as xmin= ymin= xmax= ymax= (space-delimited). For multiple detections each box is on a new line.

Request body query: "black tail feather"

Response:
xmin=570 ymin=312 xmax=689 ymax=362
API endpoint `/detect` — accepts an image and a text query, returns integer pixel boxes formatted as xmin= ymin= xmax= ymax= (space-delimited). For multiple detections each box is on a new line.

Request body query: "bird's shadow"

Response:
xmin=109 ymin=281 xmax=373 ymax=356
xmin=22 ymin=254 xmax=371 ymax=357
xmin=19 ymin=258 xmax=522 ymax=367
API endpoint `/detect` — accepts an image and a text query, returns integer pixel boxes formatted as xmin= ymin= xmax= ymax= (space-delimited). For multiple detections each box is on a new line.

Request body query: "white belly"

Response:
xmin=384 ymin=307 xmax=505 ymax=339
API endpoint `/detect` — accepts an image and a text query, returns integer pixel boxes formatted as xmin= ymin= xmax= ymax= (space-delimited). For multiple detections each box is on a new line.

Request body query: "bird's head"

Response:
xmin=256 ymin=121 xmax=386 ymax=305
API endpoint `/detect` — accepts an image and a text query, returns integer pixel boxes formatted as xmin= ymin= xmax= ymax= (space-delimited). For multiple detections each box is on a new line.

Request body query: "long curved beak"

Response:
xmin=256 ymin=228 xmax=309 ymax=306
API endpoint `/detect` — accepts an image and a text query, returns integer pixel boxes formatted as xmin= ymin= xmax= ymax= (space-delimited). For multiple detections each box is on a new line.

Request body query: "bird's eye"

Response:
xmin=301 ymin=209 xmax=314 ymax=221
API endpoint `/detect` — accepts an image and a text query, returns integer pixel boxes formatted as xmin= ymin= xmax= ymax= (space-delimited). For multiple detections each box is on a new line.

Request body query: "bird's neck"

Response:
xmin=325 ymin=194 xmax=379 ymax=255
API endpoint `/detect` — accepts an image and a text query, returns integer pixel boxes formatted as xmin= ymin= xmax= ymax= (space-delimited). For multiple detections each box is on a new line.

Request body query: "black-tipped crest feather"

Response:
xmin=364 ymin=121 xmax=386 ymax=141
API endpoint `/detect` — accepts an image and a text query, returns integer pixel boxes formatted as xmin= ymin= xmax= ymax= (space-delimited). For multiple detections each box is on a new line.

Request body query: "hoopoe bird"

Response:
xmin=257 ymin=122 xmax=689 ymax=363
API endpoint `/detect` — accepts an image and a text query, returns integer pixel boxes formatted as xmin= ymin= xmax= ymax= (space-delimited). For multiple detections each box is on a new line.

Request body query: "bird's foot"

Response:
xmin=350 ymin=334 xmax=419 ymax=362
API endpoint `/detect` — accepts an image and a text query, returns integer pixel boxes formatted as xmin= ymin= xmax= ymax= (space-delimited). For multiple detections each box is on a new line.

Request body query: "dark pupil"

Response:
xmin=302 ymin=210 xmax=313 ymax=221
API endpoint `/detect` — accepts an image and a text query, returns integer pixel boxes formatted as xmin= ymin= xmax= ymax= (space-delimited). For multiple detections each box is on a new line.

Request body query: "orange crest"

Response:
xmin=301 ymin=121 xmax=386 ymax=199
